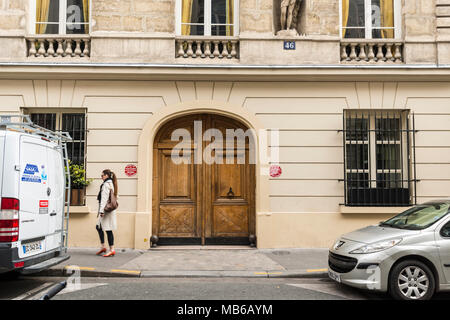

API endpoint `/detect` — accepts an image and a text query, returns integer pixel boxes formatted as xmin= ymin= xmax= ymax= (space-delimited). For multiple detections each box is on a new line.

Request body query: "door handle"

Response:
xmin=50 ymin=212 xmax=57 ymax=216
xmin=227 ymin=187 xmax=234 ymax=198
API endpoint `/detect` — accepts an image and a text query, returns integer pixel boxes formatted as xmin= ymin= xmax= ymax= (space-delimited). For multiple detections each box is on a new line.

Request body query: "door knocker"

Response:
xmin=227 ymin=187 xmax=235 ymax=198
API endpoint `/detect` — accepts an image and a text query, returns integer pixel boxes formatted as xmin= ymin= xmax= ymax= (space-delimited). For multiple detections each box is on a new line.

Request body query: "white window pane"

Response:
xmin=347 ymin=0 xmax=365 ymax=28
xmin=211 ymin=0 xmax=233 ymax=25
xmin=182 ymin=0 xmax=205 ymax=35
xmin=67 ymin=0 xmax=89 ymax=34
xmin=36 ymin=0 xmax=59 ymax=34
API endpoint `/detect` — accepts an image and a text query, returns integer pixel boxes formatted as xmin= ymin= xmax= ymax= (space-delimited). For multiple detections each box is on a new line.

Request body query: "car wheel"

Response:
xmin=389 ymin=260 xmax=435 ymax=300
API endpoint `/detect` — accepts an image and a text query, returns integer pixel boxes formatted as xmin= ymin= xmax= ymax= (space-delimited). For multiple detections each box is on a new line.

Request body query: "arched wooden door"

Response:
xmin=152 ymin=114 xmax=256 ymax=245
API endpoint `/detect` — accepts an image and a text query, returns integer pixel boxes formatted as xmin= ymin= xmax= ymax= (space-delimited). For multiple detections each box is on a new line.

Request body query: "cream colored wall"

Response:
xmin=92 ymin=0 xmax=175 ymax=33
xmin=0 ymin=79 xmax=450 ymax=248
xmin=0 ymin=0 xmax=27 ymax=33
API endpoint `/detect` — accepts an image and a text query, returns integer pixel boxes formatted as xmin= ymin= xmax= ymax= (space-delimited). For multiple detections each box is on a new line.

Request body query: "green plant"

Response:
xmin=67 ymin=160 xmax=92 ymax=189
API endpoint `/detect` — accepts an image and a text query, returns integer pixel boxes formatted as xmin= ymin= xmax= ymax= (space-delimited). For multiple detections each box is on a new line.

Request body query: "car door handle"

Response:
xmin=50 ymin=212 xmax=57 ymax=216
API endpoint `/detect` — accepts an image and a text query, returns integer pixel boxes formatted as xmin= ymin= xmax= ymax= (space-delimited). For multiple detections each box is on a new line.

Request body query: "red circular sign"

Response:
xmin=270 ymin=165 xmax=282 ymax=178
xmin=125 ymin=164 xmax=137 ymax=177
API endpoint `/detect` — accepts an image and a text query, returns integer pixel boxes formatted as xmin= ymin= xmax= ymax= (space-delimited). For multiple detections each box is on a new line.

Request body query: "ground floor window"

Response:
xmin=343 ymin=110 xmax=416 ymax=206
xmin=27 ymin=111 xmax=86 ymax=165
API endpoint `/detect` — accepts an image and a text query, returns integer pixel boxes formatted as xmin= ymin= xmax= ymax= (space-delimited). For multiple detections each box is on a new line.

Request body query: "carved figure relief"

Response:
xmin=277 ymin=0 xmax=303 ymax=37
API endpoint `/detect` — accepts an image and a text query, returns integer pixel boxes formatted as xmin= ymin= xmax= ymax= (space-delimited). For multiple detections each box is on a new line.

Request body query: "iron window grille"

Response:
xmin=29 ymin=112 xmax=87 ymax=165
xmin=341 ymin=110 xmax=417 ymax=206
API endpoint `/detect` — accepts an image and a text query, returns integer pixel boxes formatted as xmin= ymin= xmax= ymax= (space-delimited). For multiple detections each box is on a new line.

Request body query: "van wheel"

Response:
xmin=389 ymin=260 xmax=435 ymax=300
xmin=0 ymin=270 xmax=20 ymax=280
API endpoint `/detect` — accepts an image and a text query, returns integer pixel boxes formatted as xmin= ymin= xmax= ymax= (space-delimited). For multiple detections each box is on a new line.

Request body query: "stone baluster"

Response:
xmin=385 ymin=43 xmax=394 ymax=62
xmin=46 ymin=39 xmax=55 ymax=56
xmin=218 ymin=41 xmax=224 ymax=58
xmin=28 ymin=39 xmax=37 ymax=57
xmin=175 ymin=40 xmax=180 ymax=57
xmin=191 ymin=41 xmax=197 ymax=58
xmin=56 ymin=39 xmax=64 ymax=57
xmin=376 ymin=44 xmax=384 ymax=62
xmin=194 ymin=40 xmax=203 ymax=58
xmin=222 ymin=41 xmax=230 ymax=59
xmin=64 ymin=39 xmax=73 ymax=57
xmin=177 ymin=40 xmax=185 ymax=57
xmin=349 ymin=43 xmax=357 ymax=61
xmin=186 ymin=40 xmax=194 ymax=58
xmin=212 ymin=40 xmax=220 ymax=58
xmin=204 ymin=41 xmax=211 ymax=58
xmin=230 ymin=40 xmax=237 ymax=58
xmin=367 ymin=43 xmax=375 ymax=63
xmin=74 ymin=39 xmax=82 ymax=57
xmin=209 ymin=41 xmax=216 ymax=58
xmin=394 ymin=43 xmax=402 ymax=63
xmin=82 ymin=39 xmax=90 ymax=57
xmin=37 ymin=39 xmax=46 ymax=57
xmin=340 ymin=44 xmax=348 ymax=61
xmin=358 ymin=43 xmax=367 ymax=61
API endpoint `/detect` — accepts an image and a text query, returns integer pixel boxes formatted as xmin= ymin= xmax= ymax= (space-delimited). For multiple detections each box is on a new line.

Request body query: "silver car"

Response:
xmin=328 ymin=200 xmax=450 ymax=300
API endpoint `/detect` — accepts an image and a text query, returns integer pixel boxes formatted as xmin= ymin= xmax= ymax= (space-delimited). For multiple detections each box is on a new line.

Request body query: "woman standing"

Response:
xmin=96 ymin=169 xmax=118 ymax=257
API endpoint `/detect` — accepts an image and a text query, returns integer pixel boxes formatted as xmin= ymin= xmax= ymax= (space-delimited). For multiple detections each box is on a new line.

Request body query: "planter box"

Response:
xmin=66 ymin=188 xmax=86 ymax=206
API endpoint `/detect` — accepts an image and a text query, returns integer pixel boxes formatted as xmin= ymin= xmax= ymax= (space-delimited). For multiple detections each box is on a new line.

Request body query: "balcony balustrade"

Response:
xmin=175 ymin=37 xmax=239 ymax=59
xmin=26 ymin=35 xmax=90 ymax=58
xmin=340 ymin=40 xmax=404 ymax=64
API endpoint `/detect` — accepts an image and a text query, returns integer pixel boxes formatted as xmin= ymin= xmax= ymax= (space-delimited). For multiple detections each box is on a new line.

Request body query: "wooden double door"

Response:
xmin=152 ymin=114 xmax=255 ymax=245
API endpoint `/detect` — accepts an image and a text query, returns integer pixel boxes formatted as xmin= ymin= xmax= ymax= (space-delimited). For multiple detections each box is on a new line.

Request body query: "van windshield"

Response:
xmin=380 ymin=203 xmax=450 ymax=230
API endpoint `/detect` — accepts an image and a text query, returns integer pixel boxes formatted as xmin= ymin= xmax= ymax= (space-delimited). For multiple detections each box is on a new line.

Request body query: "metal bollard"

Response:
xmin=39 ymin=281 xmax=67 ymax=300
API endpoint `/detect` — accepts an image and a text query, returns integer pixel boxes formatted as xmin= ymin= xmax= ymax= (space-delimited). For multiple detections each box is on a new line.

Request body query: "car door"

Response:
xmin=18 ymin=135 xmax=49 ymax=258
xmin=436 ymin=218 xmax=450 ymax=284
xmin=45 ymin=145 xmax=64 ymax=251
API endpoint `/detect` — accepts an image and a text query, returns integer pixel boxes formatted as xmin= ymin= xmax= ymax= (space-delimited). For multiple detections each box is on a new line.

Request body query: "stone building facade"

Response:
xmin=0 ymin=0 xmax=449 ymax=249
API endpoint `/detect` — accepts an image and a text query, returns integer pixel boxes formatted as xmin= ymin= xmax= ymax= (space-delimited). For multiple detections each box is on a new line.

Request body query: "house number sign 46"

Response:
xmin=284 ymin=41 xmax=296 ymax=50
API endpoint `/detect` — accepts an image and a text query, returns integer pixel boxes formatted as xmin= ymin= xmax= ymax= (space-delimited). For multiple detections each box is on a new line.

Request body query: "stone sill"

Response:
xmin=340 ymin=205 xmax=411 ymax=215
xmin=70 ymin=205 xmax=90 ymax=214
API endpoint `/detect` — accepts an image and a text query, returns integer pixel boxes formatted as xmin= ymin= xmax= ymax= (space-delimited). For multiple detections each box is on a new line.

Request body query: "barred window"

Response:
xmin=343 ymin=110 xmax=416 ymax=206
xmin=29 ymin=111 xmax=86 ymax=165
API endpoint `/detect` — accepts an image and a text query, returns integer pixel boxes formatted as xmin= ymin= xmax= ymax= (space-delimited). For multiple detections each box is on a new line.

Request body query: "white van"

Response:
xmin=0 ymin=115 xmax=70 ymax=275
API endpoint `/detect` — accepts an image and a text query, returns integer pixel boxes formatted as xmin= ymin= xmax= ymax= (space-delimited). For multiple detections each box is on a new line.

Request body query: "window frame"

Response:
xmin=343 ymin=109 xmax=413 ymax=207
xmin=339 ymin=0 xmax=402 ymax=39
xmin=29 ymin=0 xmax=91 ymax=35
xmin=175 ymin=0 xmax=239 ymax=36
xmin=22 ymin=108 xmax=87 ymax=166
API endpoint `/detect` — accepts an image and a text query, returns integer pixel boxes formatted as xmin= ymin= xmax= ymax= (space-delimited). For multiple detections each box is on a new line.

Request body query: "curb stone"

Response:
xmin=29 ymin=268 xmax=328 ymax=279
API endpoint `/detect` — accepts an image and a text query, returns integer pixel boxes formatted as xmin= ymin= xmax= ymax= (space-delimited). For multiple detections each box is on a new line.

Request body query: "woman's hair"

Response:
xmin=102 ymin=169 xmax=118 ymax=197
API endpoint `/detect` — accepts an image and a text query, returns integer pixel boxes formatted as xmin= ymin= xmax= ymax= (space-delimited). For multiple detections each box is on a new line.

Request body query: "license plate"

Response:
xmin=22 ymin=241 xmax=42 ymax=254
xmin=328 ymin=270 xmax=341 ymax=283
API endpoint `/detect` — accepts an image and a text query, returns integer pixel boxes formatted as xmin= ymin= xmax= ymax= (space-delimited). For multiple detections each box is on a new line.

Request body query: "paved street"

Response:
xmin=0 ymin=275 xmax=378 ymax=300
xmin=2 ymin=247 xmax=450 ymax=301
xmin=1 ymin=274 xmax=449 ymax=301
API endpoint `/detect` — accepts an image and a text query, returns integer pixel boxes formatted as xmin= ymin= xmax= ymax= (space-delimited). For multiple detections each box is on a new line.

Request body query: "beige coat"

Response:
xmin=97 ymin=180 xmax=117 ymax=231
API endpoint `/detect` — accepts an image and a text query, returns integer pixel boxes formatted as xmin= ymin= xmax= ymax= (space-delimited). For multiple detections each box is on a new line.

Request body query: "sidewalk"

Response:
xmin=33 ymin=247 xmax=329 ymax=279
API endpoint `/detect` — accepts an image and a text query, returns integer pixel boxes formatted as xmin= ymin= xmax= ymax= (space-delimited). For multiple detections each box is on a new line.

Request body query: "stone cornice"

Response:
xmin=0 ymin=62 xmax=450 ymax=81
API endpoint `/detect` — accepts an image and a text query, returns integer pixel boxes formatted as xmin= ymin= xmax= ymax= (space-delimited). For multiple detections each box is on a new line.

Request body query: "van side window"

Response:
xmin=440 ymin=221 xmax=450 ymax=238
